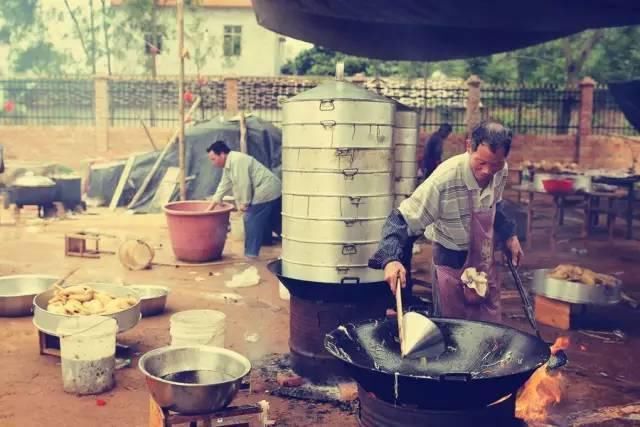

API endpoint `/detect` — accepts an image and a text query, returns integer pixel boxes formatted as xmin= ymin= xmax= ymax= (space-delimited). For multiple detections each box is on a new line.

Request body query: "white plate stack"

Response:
xmin=392 ymin=107 xmax=420 ymax=208
xmin=280 ymin=80 xmax=396 ymax=284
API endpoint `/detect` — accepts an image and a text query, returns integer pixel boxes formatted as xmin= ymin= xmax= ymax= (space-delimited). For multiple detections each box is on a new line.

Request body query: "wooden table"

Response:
xmin=591 ymin=174 xmax=640 ymax=239
xmin=510 ymin=184 xmax=588 ymax=249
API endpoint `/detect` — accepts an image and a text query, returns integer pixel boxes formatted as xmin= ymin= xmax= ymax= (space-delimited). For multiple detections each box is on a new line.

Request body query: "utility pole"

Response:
xmin=177 ymin=0 xmax=186 ymax=201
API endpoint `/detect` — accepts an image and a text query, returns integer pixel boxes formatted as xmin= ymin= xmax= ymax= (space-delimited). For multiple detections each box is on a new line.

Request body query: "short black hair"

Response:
xmin=206 ymin=141 xmax=230 ymax=155
xmin=470 ymin=120 xmax=512 ymax=156
xmin=439 ymin=123 xmax=453 ymax=134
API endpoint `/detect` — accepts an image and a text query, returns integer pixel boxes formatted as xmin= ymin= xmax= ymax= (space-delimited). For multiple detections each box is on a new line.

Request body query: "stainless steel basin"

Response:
xmin=139 ymin=346 xmax=251 ymax=414
xmin=0 ymin=275 xmax=59 ymax=317
xmin=128 ymin=285 xmax=170 ymax=317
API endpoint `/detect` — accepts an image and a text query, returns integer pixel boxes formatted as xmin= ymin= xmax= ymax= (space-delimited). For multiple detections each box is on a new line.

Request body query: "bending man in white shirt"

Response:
xmin=206 ymin=141 xmax=282 ymax=258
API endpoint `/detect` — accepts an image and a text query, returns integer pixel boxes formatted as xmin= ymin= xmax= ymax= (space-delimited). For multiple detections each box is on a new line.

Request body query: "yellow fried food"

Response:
xmin=47 ymin=302 xmax=67 ymax=315
xmin=59 ymin=285 xmax=93 ymax=296
xmin=548 ymin=264 xmax=618 ymax=287
xmin=93 ymin=292 xmax=113 ymax=306
xmin=82 ymin=299 xmax=104 ymax=315
xmin=68 ymin=290 xmax=94 ymax=302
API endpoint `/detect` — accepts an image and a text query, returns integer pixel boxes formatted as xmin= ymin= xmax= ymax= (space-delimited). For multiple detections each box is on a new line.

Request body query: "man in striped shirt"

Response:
xmin=369 ymin=120 xmax=523 ymax=322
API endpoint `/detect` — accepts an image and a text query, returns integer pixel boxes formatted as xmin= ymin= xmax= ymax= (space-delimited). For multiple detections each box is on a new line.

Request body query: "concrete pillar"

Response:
xmin=94 ymin=75 xmax=110 ymax=152
xmin=224 ymin=77 xmax=239 ymax=117
xmin=465 ymin=75 xmax=482 ymax=134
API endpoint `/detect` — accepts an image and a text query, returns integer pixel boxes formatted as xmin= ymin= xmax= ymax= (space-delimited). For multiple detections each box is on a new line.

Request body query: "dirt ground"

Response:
xmin=0 ymin=204 xmax=639 ymax=427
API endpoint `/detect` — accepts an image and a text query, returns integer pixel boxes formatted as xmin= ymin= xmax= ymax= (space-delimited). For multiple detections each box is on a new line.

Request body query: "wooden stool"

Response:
xmin=149 ymin=398 xmax=267 ymax=427
xmin=584 ymin=191 xmax=626 ymax=241
xmin=65 ymin=232 xmax=102 ymax=258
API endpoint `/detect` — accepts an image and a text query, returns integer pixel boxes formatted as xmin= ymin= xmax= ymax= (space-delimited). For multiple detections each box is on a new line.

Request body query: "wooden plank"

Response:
xmin=568 ymin=402 xmax=640 ymax=426
xmin=535 ymin=295 xmax=571 ymax=330
xmin=149 ymin=167 xmax=180 ymax=212
xmin=109 ymin=153 xmax=139 ymax=211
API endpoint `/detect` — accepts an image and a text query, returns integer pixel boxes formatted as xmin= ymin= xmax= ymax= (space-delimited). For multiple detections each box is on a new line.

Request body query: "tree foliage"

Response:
xmin=282 ymin=27 xmax=640 ymax=86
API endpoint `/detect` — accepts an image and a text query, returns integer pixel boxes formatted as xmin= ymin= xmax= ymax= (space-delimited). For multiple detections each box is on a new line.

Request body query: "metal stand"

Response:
xmin=38 ymin=330 xmax=132 ymax=359
xmin=148 ymin=398 xmax=266 ymax=427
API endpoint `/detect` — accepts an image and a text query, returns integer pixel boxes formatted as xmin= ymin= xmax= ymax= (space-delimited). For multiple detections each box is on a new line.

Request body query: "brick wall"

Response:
xmin=418 ymin=132 xmax=640 ymax=170
xmin=0 ymin=125 xmax=173 ymax=171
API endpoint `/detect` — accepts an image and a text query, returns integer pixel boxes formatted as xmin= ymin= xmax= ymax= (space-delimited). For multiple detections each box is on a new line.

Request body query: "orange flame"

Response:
xmin=515 ymin=337 xmax=569 ymax=422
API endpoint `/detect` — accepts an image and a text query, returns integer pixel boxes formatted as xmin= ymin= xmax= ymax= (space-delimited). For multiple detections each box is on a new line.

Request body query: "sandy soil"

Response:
xmin=0 ymin=206 xmax=638 ymax=426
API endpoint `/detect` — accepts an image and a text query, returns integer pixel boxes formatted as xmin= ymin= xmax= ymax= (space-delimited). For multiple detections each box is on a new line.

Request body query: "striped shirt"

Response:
xmin=211 ymin=151 xmax=281 ymax=206
xmin=398 ymin=152 xmax=508 ymax=251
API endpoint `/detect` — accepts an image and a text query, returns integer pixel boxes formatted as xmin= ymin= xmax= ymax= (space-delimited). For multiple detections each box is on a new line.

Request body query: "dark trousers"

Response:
xmin=243 ymin=197 xmax=281 ymax=257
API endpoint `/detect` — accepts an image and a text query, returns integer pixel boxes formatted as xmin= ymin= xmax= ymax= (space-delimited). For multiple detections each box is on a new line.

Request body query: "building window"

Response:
xmin=223 ymin=25 xmax=242 ymax=57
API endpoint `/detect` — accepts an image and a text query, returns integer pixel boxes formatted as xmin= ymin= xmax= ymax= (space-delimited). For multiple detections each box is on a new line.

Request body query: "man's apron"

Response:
xmin=431 ymin=192 xmax=501 ymax=323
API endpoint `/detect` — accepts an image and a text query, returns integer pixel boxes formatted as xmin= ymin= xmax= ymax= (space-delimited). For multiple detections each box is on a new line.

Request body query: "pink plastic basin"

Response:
xmin=163 ymin=201 xmax=234 ymax=262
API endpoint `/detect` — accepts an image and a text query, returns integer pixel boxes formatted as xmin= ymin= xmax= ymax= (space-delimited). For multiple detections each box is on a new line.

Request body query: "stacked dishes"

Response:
xmin=392 ymin=106 xmax=419 ymax=207
xmin=281 ymin=80 xmax=395 ymax=284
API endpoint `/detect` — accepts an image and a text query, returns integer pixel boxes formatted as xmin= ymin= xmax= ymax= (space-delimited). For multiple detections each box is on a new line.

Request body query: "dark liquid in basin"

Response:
xmin=162 ymin=370 xmax=234 ymax=384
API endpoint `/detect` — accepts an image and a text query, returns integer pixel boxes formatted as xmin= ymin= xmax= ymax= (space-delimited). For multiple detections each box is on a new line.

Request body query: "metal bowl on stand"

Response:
xmin=0 ymin=275 xmax=59 ymax=317
xmin=139 ymin=346 xmax=251 ymax=414
xmin=128 ymin=285 xmax=170 ymax=317
xmin=32 ymin=282 xmax=141 ymax=336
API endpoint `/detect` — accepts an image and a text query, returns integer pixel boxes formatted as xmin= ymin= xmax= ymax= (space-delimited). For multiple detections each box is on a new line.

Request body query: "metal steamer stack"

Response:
xmin=280 ymin=80 xmax=395 ymax=285
xmin=271 ymin=73 xmax=395 ymax=382
xmin=392 ymin=106 xmax=420 ymax=207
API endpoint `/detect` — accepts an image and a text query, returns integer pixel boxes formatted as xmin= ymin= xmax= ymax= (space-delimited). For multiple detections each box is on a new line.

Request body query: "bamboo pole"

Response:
xmin=177 ymin=0 xmax=186 ymax=200
xmin=126 ymin=97 xmax=201 ymax=209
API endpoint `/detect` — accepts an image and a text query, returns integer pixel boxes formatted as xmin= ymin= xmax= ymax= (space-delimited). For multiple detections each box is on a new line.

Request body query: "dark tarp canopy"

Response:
xmin=252 ymin=0 xmax=640 ymax=61
xmin=608 ymin=80 xmax=640 ymax=133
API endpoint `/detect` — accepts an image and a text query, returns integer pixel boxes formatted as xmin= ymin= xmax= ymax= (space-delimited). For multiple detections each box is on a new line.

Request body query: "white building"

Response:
xmin=0 ymin=0 xmax=312 ymax=77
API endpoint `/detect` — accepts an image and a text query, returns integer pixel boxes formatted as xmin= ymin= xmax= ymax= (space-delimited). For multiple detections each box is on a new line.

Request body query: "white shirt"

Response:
xmin=399 ymin=152 xmax=508 ymax=251
xmin=211 ymin=151 xmax=281 ymax=206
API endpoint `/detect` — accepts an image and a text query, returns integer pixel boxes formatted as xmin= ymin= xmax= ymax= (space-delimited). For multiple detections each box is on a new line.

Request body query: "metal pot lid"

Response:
xmin=13 ymin=174 xmax=55 ymax=187
xmin=283 ymin=80 xmax=393 ymax=104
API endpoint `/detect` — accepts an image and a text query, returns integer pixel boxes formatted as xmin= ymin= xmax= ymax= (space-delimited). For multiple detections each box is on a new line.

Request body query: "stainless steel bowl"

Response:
xmin=0 ymin=275 xmax=59 ymax=317
xmin=33 ymin=282 xmax=141 ymax=336
xmin=128 ymin=285 xmax=169 ymax=317
xmin=139 ymin=345 xmax=251 ymax=414
xmin=532 ymin=269 xmax=622 ymax=305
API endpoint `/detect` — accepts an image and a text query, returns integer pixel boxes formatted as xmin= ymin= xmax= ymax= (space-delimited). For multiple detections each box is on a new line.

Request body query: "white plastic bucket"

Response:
xmin=57 ymin=316 xmax=117 ymax=395
xmin=230 ymin=212 xmax=245 ymax=241
xmin=278 ymin=281 xmax=290 ymax=301
xmin=170 ymin=310 xmax=226 ymax=348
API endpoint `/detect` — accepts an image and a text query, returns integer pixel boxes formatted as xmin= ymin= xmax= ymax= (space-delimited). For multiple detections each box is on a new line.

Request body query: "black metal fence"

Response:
xmin=0 ymin=79 xmax=94 ymax=125
xmin=592 ymin=87 xmax=638 ymax=136
xmin=0 ymin=77 xmax=637 ymax=136
xmin=108 ymin=77 xmax=225 ymax=126
xmin=480 ymin=85 xmax=581 ymax=135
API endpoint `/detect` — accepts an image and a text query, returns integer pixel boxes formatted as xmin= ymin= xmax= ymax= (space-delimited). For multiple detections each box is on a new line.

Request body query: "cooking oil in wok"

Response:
xmin=162 ymin=370 xmax=234 ymax=384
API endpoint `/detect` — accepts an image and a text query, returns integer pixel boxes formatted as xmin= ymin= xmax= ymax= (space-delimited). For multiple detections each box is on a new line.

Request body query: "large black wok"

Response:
xmin=325 ymin=315 xmax=550 ymax=409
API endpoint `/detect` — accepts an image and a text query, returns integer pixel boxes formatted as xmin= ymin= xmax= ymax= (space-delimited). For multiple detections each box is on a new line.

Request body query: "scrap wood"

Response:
xmin=127 ymin=96 xmax=201 ymax=209
xmin=568 ymin=402 xmax=640 ymax=426
xmin=109 ymin=153 xmax=141 ymax=211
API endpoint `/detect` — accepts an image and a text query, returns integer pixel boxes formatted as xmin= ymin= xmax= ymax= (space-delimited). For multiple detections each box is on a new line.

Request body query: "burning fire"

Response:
xmin=515 ymin=337 xmax=569 ymax=422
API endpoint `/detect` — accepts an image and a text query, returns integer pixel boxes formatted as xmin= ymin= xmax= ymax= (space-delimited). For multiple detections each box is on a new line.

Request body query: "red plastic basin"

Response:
xmin=542 ymin=179 xmax=574 ymax=195
xmin=163 ymin=201 xmax=234 ymax=262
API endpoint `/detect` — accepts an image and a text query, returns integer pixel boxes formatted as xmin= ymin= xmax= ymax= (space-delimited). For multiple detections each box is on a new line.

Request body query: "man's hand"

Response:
xmin=505 ymin=235 xmax=524 ymax=266
xmin=238 ymin=204 xmax=249 ymax=212
xmin=384 ymin=261 xmax=406 ymax=295
xmin=206 ymin=201 xmax=217 ymax=211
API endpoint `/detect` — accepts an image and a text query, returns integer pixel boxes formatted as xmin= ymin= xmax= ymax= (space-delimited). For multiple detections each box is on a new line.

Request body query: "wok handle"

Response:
xmin=395 ymin=274 xmax=405 ymax=357
xmin=439 ymin=373 xmax=472 ymax=382
xmin=507 ymin=258 xmax=543 ymax=340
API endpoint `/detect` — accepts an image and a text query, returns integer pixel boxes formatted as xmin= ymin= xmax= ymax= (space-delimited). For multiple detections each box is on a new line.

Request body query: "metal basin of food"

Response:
xmin=139 ymin=346 xmax=251 ymax=414
xmin=128 ymin=285 xmax=170 ymax=317
xmin=0 ymin=275 xmax=59 ymax=317
xmin=532 ymin=269 xmax=622 ymax=305
xmin=33 ymin=282 xmax=141 ymax=336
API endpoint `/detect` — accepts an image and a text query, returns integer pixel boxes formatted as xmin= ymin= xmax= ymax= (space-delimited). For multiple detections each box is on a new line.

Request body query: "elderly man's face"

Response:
xmin=469 ymin=143 xmax=506 ymax=187
xmin=208 ymin=151 xmax=226 ymax=168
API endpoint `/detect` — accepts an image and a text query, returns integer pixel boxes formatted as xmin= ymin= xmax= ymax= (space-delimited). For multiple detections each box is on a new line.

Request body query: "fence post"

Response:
xmin=94 ymin=75 xmax=110 ymax=152
xmin=577 ymin=77 xmax=596 ymax=162
xmin=224 ymin=77 xmax=239 ymax=117
xmin=465 ymin=75 xmax=482 ymax=134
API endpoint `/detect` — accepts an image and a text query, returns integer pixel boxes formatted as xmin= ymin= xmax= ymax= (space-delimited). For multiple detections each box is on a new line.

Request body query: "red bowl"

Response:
xmin=542 ymin=179 xmax=574 ymax=194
